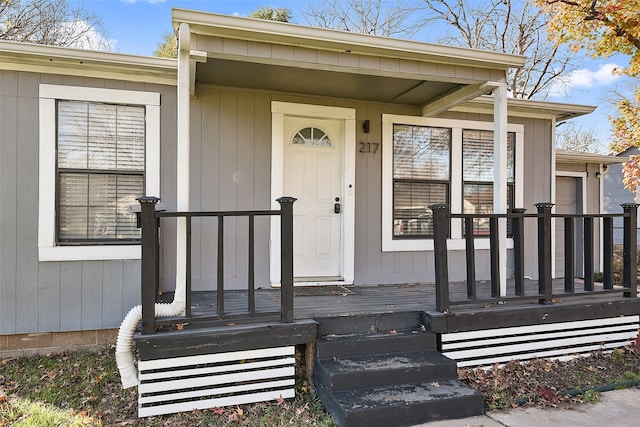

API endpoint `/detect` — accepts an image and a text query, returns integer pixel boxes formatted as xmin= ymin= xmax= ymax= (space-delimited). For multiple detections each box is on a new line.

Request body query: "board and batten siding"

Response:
xmin=0 ymin=70 xmax=177 ymax=335
xmin=183 ymin=86 xmax=554 ymax=290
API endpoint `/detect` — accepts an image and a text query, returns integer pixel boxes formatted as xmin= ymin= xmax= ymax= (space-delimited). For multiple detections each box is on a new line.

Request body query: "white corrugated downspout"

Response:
xmin=116 ymin=21 xmax=193 ymax=389
xmin=115 ymin=289 xmax=186 ymax=388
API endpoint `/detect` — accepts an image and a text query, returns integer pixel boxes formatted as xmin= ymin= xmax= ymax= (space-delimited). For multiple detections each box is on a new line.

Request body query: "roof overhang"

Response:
xmin=172 ymin=9 xmax=525 ymax=111
xmin=556 ymin=149 xmax=626 ymax=165
xmin=450 ymin=95 xmax=596 ymax=121
xmin=0 ymin=40 xmax=177 ymax=85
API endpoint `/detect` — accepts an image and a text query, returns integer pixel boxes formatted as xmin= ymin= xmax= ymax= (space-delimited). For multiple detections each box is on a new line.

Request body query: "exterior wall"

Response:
xmin=603 ymin=148 xmax=639 ymax=244
xmin=183 ymin=85 xmax=555 ymax=290
xmin=0 ymin=70 xmax=177 ymax=335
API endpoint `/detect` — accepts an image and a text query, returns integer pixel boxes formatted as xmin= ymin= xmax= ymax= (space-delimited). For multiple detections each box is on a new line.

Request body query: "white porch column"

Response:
xmin=176 ymin=23 xmax=191 ymax=299
xmin=493 ymin=83 xmax=508 ymax=296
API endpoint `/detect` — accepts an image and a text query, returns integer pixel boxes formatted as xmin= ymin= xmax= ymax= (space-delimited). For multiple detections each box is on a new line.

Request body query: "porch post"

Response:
xmin=139 ymin=196 xmax=160 ymax=335
xmin=430 ymin=204 xmax=450 ymax=313
xmin=621 ymin=203 xmax=639 ymax=298
xmin=278 ymin=197 xmax=297 ymax=323
xmin=493 ymin=83 xmax=508 ymax=296
xmin=175 ymin=22 xmax=191 ymax=309
xmin=536 ymin=203 xmax=554 ymax=304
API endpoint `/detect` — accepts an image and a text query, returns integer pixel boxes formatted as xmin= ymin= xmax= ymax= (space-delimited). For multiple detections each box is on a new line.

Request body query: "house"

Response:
xmin=1 ymin=8 xmax=639 ymax=425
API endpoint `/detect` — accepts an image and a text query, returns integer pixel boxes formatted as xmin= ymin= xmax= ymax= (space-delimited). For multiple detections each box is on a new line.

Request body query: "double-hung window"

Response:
xmin=382 ymin=114 xmax=523 ymax=252
xmin=39 ymin=85 xmax=160 ymax=261
xmin=462 ymin=130 xmax=515 ymax=235
xmin=392 ymin=124 xmax=450 ymax=238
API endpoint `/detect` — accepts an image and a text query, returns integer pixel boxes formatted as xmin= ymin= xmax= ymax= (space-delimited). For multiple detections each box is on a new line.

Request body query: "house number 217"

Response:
xmin=359 ymin=142 xmax=379 ymax=153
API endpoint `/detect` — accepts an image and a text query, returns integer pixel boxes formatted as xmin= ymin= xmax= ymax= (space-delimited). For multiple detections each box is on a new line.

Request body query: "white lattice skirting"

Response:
xmin=442 ymin=315 xmax=640 ymax=367
xmin=137 ymin=346 xmax=296 ymax=417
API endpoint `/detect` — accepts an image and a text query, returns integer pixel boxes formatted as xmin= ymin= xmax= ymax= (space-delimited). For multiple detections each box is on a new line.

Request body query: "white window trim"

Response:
xmin=382 ymin=114 xmax=523 ymax=252
xmin=38 ymin=84 xmax=160 ymax=261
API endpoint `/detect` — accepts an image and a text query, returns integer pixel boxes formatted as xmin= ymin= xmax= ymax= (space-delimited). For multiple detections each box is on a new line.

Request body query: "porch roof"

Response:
xmin=172 ymin=8 xmax=525 ymax=109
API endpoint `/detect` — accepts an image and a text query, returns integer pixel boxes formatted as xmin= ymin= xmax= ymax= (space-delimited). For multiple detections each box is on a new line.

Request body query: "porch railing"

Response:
xmin=430 ymin=203 xmax=639 ymax=313
xmin=137 ymin=196 xmax=296 ymax=334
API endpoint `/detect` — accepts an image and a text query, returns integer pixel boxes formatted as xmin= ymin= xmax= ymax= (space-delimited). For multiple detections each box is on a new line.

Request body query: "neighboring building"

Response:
xmin=603 ymin=147 xmax=638 ymax=244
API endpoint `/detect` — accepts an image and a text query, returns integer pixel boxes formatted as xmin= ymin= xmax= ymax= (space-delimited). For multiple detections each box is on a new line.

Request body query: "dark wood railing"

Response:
xmin=430 ymin=202 xmax=639 ymax=313
xmin=137 ymin=196 xmax=296 ymax=334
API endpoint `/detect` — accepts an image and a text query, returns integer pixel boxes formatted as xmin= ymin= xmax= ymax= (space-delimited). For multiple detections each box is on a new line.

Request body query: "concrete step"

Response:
xmin=315 ymin=350 xmax=457 ymax=391
xmin=318 ymin=379 xmax=484 ymax=427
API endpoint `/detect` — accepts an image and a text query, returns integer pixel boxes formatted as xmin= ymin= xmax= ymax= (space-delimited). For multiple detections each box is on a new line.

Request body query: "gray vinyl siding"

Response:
xmin=603 ymin=149 xmax=639 ymax=244
xmin=185 ymin=85 xmax=555 ymax=289
xmin=0 ymin=70 xmax=176 ymax=335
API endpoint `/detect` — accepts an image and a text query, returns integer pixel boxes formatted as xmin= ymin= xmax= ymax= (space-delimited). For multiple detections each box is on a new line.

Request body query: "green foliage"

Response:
xmin=249 ymin=7 xmax=292 ymax=22
xmin=153 ymin=31 xmax=177 ymax=58
xmin=581 ymin=389 xmax=600 ymax=403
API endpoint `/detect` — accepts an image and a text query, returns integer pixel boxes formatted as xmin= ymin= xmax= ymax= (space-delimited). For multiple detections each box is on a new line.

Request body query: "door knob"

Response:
xmin=334 ymin=197 xmax=341 ymax=214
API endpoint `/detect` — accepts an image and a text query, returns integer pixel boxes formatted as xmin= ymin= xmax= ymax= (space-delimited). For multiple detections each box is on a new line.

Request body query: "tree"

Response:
xmin=303 ymin=0 xmax=419 ymax=38
xmin=537 ymin=0 xmax=640 ymax=191
xmin=250 ymin=7 xmax=292 ymax=22
xmin=556 ymin=121 xmax=603 ymax=153
xmin=0 ymin=0 xmax=112 ymax=50
xmin=419 ymin=0 xmax=573 ymax=99
xmin=153 ymin=32 xmax=177 ymax=58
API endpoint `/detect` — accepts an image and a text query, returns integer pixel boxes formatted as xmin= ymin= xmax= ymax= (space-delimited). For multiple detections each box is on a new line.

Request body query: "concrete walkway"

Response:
xmin=415 ymin=387 xmax=640 ymax=427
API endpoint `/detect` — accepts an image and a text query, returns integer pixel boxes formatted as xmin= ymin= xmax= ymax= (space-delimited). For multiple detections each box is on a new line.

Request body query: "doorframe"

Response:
xmin=553 ymin=171 xmax=587 ymax=278
xmin=270 ymin=101 xmax=356 ymax=286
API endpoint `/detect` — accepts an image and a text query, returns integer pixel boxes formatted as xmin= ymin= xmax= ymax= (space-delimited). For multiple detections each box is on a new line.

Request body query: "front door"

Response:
xmin=283 ymin=116 xmax=343 ymax=279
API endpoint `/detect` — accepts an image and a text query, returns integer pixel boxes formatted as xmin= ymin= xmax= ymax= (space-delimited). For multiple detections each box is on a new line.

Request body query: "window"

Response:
xmin=462 ymin=130 xmax=515 ymax=235
xmin=392 ymin=125 xmax=450 ymax=238
xmin=57 ymin=101 xmax=145 ymax=243
xmin=292 ymin=126 xmax=332 ymax=146
xmin=382 ymin=114 xmax=523 ymax=252
xmin=39 ymin=85 xmax=160 ymax=261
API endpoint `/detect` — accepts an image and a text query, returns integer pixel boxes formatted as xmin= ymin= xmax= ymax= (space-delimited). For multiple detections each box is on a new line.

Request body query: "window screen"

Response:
xmin=56 ymin=101 xmax=145 ymax=243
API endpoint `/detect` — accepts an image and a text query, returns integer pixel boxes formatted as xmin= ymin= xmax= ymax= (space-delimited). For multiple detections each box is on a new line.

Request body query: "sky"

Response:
xmin=70 ymin=0 xmax=634 ymax=153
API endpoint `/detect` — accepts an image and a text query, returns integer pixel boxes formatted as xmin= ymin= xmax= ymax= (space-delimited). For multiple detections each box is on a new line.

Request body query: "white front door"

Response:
xmin=283 ymin=116 xmax=343 ymax=279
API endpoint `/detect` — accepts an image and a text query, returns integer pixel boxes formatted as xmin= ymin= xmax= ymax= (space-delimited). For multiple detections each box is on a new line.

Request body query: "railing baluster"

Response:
xmin=248 ymin=215 xmax=255 ymax=314
xmin=511 ymin=208 xmax=526 ymax=296
xmin=278 ymin=197 xmax=297 ymax=323
xmin=138 ymin=196 xmax=160 ymax=335
xmin=464 ymin=217 xmax=476 ymax=299
xmin=186 ymin=215 xmax=192 ymax=319
xmin=430 ymin=204 xmax=450 ymax=313
xmin=584 ymin=217 xmax=594 ymax=292
xmin=536 ymin=203 xmax=554 ymax=305
xmin=603 ymin=216 xmax=614 ymax=289
xmin=489 ymin=216 xmax=500 ymax=298
xmin=622 ymin=203 xmax=639 ymax=298
xmin=217 ymin=215 xmax=225 ymax=316
xmin=564 ymin=217 xmax=575 ymax=293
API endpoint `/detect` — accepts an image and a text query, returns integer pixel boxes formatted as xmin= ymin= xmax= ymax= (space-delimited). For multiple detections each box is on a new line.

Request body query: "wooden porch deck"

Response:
xmin=158 ymin=279 xmax=640 ymax=334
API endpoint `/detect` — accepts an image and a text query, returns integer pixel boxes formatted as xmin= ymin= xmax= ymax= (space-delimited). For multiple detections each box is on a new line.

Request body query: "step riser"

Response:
xmin=316 ymin=332 xmax=436 ymax=359
xmin=316 ymin=312 xmax=424 ymax=337
xmin=342 ymin=394 xmax=484 ymax=427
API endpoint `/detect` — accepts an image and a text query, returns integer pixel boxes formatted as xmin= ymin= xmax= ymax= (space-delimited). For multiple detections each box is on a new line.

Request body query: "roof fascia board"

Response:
xmin=0 ymin=40 xmax=177 ymax=85
xmin=172 ymin=8 xmax=525 ymax=70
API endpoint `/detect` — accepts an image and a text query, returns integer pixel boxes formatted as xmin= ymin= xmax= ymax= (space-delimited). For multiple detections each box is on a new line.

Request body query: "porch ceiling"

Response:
xmin=195 ymin=58 xmax=462 ymax=105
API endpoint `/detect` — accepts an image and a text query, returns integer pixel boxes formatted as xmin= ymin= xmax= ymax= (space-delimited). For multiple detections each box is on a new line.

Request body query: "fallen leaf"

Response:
xmin=431 ymin=381 xmax=440 ymax=387
xmin=176 ymin=323 xmax=184 ymax=330
xmin=236 ymin=407 xmax=243 ymax=416
xmin=275 ymin=395 xmax=285 ymax=405
xmin=390 ymin=329 xmax=397 ymax=334
xmin=214 ymin=408 xmax=224 ymax=415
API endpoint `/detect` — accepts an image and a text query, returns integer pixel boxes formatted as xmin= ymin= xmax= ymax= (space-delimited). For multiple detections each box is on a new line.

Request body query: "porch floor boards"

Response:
xmin=160 ymin=279 xmax=631 ymax=321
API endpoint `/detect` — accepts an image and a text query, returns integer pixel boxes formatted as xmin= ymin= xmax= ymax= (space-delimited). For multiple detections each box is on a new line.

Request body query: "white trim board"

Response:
xmin=270 ymin=102 xmax=356 ymax=286
xmin=38 ymin=84 xmax=161 ymax=261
